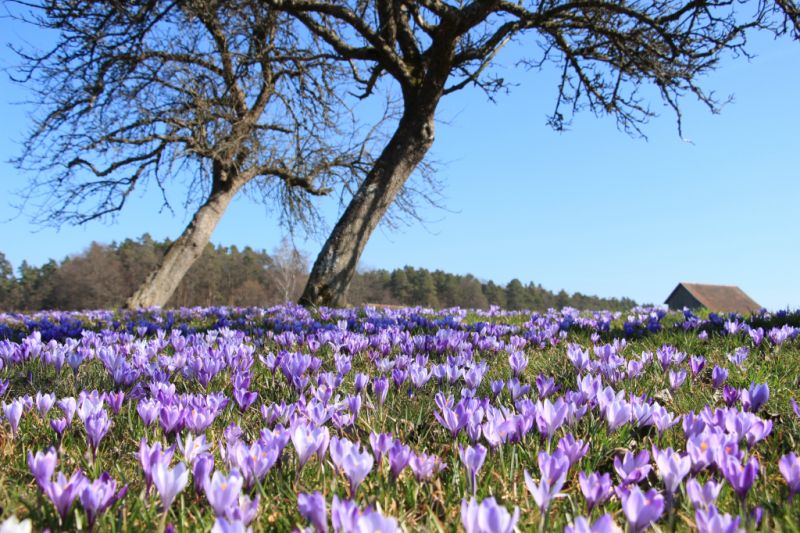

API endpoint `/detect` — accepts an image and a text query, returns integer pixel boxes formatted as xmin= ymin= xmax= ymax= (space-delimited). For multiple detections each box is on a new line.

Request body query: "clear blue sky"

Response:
xmin=1 ymin=15 xmax=798 ymax=309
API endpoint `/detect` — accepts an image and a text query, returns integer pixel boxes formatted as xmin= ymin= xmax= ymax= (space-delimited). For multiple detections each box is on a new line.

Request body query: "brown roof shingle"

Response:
xmin=667 ymin=282 xmax=761 ymax=315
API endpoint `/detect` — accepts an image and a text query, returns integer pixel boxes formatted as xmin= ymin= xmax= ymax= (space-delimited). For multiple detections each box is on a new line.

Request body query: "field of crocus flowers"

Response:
xmin=0 ymin=304 xmax=799 ymax=533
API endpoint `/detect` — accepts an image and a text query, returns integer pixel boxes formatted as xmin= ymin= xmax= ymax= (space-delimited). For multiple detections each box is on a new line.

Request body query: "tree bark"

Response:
xmin=126 ymin=180 xmax=242 ymax=308
xmin=300 ymin=106 xmax=438 ymax=307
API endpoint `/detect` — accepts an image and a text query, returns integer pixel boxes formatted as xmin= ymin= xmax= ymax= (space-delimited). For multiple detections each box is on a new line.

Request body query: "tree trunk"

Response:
xmin=126 ymin=181 xmax=242 ymax=308
xmin=300 ymin=107 xmax=437 ymax=307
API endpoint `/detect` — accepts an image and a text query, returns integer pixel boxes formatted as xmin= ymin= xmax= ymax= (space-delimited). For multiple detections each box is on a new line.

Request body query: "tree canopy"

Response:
xmin=266 ymin=0 xmax=799 ymax=307
xmin=7 ymin=0 xmax=374 ymax=307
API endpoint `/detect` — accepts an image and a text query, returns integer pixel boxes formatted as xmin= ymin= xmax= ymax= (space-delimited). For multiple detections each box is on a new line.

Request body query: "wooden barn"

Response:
xmin=665 ymin=282 xmax=761 ymax=315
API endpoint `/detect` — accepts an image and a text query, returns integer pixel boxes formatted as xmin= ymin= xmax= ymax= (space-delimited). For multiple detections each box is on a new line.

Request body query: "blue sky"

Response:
xmin=1 ymin=16 xmax=798 ymax=309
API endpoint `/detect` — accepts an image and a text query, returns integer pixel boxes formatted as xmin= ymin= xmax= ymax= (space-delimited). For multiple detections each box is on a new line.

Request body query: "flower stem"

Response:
xmin=158 ymin=510 xmax=168 ymax=533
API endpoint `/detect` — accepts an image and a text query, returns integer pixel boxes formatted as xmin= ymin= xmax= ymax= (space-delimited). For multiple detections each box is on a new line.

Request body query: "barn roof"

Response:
xmin=665 ymin=282 xmax=761 ymax=315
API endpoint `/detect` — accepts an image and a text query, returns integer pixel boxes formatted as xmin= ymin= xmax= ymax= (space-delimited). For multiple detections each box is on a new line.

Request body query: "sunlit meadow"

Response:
xmin=1 ymin=305 xmax=799 ymax=532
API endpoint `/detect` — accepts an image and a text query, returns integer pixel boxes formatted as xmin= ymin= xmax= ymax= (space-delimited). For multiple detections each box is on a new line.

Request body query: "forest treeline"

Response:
xmin=0 ymin=236 xmax=636 ymax=312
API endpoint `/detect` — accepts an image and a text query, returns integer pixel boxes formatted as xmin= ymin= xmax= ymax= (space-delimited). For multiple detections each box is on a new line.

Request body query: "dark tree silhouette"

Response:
xmin=8 ymin=0 xmax=371 ymax=308
xmin=267 ymin=0 xmax=798 ymax=307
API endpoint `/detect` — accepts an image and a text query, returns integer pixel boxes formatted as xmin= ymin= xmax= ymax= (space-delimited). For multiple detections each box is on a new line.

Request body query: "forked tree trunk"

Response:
xmin=126 ymin=180 xmax=242 ymax=308
xmin=300 ymin=106 xmax=438 ymax=307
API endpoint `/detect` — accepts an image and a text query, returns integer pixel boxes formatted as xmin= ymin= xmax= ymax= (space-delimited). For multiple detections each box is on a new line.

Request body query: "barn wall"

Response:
xmin=666 ymin=286 xmax=702 ymax=310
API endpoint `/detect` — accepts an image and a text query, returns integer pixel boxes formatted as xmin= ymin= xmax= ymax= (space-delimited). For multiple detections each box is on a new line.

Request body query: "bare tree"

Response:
xmin=8 ymin=0 xmax=370 ymax=308
xmin=268 ymin=237 xmax=309 ymax=302
xmin=267 ymin=0 xmax=798 ymax=307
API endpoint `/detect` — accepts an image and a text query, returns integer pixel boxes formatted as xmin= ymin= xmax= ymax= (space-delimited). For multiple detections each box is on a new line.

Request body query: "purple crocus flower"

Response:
xmin=391 ymin=368 xmax=407 ymax=388
xmin=539 ymin=450 xmax=570 ymax=486
xmin=779 ymin=453 xmax=800 ymax=501
xmin=346 ymin=394 xmax=362 ymax=418
xmin=79 ymin=472 xmax=128 ymax=531
xmin=507 ymin=378 xmax=530 ymax=400
xmin=534 ymin=398 xmax=568 ymax=439
xmin=341 ymin=445 xmax=374 ymax=495
xmin=557 ymin=434 xmax=588 ymax=467
xmin=461 ymin=497 xmax=520 ymax=533
xmin=722 ymin=455 xmax=759 ymax=502
xmin=463 ymin=365 xmax=484 ymax=390
xmin=51 ymin=417 xmax=68 ymax=437
xmin=459 ymin=443 xmax=487 ymax=494
xmin=686 ymin=478 xmax=722 ymax=509
xmin=409 ymin=452 xmax=445 ymax=482
xmin=369 ymin=432 xmax=394 ymax=463
xmin=355 ymin=510 xmax=399 ymax=533
xmin=104 ymin=391 xmax=125 ymax=415
xmin=58 ymin=397 xmax=77 ymax=425
xmin=331 ymin=495 xmax=359 ymax=532
xmin=744 ymin=419 xmax=772 ymax=449
xmin=229 ymin=440 xmax=280 ymax=489
xmin=178 ymin=433 xmax=210 ymax=465
xmin=524 ymin=451 xmax=569 ymax=512
xmin=159 ymin=404 xmax=184 ymax=436
xmin=409 ymin=365 xmax=431 ymax=389
xmin=291 ymin=422 xmax=327 ymax=471
xmin=490 ymin=380 xmax=504 ymax=397
xmin=210 ymin=517 xmax=250 ymax=533
xmin=388 ymin=441 xmax=412 ymax=479
xmin=77 ymin=392 xmax=104 ymax=422
xmin=605 ymin=399 xmax=632 ymax=433
xmin=535 ymin=374 xmax=560 ymax=398
xmin=28 ymin=447 xmax=58 ymax=487
xmin=747 ymin=326 xmax=764 ymax=345
xmin=689 ymin=356 xmax=706 ymax=377
xmin=695 ymin=505 xmax=742 ymax=533
xmin=2 ymin=399 xmax=24 ymax=437
xmin=711 ymin=366 xmax=728 ymax=389
xmin=567 ymin=344 xmax=592 ymax=373
xmin=373 ymin=377 xmax=389 ymax=407
xmin=354 ymin=373 xmax=369 ymax=394
xmin=653 ymin=446 xmax=691 ymax=495
xmin=204 ymin=469 xmax=243 ymax=517
xmin=627 ymin=360 xmax=644 ymax=380
xmin=434 ymin=404 xmax=467 ymax=438
xmin=508 ymin=350 xmax=528 ymax=377
xmin=621 ymin=486 xmax=664 ymax=533
xmin=193 ymin=453 xmax=214 ymax=494
xmin=329 ymin=436 xmax=355 ymax=473
xmin=565 ymin=514 xmax=621 ymax=533
xmin=84 ymin=410 xmax=111 ymax=461
xmin=652 ymin=406 xmax=679 ymax=436
xmin=727 ymin=347 xmax=749 ymax=368
xmin=668 ymin=369 xmax=687 ymax=391
xmin=686 ymin=429 xmax=740 ymax=472
xmin=722 ymin=386 xmax=740 ymax=407
xmin=792 ymin=399 xmax=800 ymax=420
xmin=614 ymin=450 xmax=651 ymax=486
xmin=578 ymin=471 xmax=613 ymax=513
xmin=233 ymin=388 xmax=258 ymax=412
xmin=44 ymin=470 xmax=88 ymax=522
xmin=740 ymin=382 xmax=769 ymax=413
xmin=139 ymin=439 xmax=176 ymax=493
xmin=298 ymin=491 xmax=328 ymax=533
xmin=152 ymin=461 xmax=189 ymax=510
xmin=751 ymin=505 xmax=763 ymax=528
xmin=35 ymin=392 xmax=56 ymax=418
xmin=137 ymin=399 xmax=161 ymax=427
xmin=224 ymin=423 xmax=243 ymax=447
xmin=227 ymin=493 xmax=259 ymax=526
